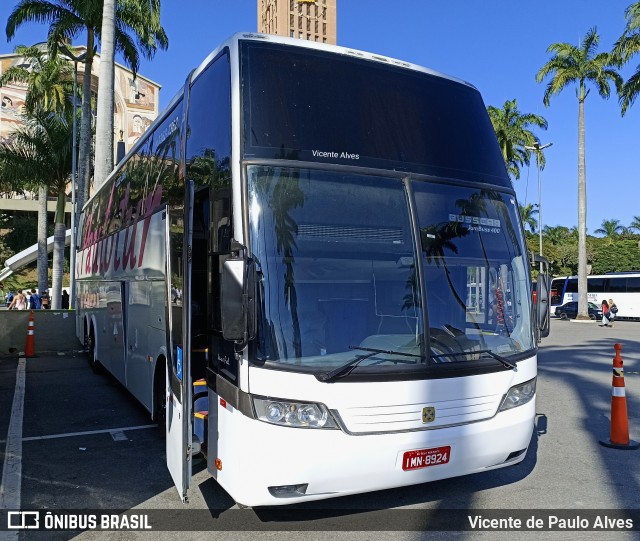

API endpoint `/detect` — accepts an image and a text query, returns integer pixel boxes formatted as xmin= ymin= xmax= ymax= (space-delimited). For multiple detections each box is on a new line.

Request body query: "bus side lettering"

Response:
xmin=100 ymin=234 xmax=114 ymax=273
xmin=121 ymin=212 xmax=138 ymax=270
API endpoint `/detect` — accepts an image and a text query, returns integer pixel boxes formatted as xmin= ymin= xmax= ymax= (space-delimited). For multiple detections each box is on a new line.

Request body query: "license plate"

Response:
xmin=402 ymin=446 xmax=451 ymax=471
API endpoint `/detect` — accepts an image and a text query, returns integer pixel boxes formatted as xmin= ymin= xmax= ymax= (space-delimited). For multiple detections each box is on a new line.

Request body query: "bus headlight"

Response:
xmin=498 ymin=378 xmax=536 ymax=412
xmin=253 ymin=397 xmax=338 ymax=429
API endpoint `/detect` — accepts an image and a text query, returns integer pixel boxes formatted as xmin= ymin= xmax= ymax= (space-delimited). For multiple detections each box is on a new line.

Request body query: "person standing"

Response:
xmin=40 ymin=290 xmax=50 ymax=309
xmin=8 ymin=289 xmax=27 ymax=310
xmin=29 ymin=289 xmax=41 ymax=310
xmin=61 ymin=290 xmax=70 ymax=309
xmin=608 ymin=299 xmax=618 ymax=328
xmin=601 ymin=299 xmax=610 ymax=327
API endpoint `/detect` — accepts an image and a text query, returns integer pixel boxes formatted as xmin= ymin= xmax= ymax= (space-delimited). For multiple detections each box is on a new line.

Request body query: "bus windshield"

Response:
xmin=248 ymin=166 xmax=534 ymax=377
xmin=413 ymin=183 xmax=534 ymax=362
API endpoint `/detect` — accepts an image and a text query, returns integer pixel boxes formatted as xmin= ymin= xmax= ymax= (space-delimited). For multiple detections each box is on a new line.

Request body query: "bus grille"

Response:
xmin=336 ymin=394 xmax=503 ymax=434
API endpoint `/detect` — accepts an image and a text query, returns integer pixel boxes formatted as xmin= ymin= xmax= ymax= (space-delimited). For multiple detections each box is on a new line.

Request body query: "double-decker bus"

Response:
xmin=76 ymin=33 xmax=549 ymax=507
xmin=551 ymin=272 xmax=640 ymax=319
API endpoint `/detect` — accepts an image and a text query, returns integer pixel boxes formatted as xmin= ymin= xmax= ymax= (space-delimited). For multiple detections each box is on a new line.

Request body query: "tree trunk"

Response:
xmin=576 ymin=94 xmax=589 ymax=320
xmin=94 ymin=0 xmax=116 ymax=189
xmin=78 ymin=31 xmax=95 ymax=214
xmin=37 ymin=186 xmax=49 ymax=294
xmin=50 ymin=192 xmax=67 ymax=309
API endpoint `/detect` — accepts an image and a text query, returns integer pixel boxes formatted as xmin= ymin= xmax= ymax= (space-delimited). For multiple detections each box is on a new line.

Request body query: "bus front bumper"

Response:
xmin=210 ymin=398 xmax=536 ymax=507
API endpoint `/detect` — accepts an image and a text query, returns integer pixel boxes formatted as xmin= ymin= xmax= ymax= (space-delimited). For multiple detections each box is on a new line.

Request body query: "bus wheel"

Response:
xmin=88 ymin=331 xmax=102 ymax=373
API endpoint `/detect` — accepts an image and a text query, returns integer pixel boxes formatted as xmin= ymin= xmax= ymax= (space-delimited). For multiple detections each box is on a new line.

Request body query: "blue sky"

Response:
xmin=1 ymin=0 xmax=637 ymax=234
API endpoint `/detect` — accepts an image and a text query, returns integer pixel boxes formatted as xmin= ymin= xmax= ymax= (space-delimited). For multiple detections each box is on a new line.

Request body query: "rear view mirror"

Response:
xmin=537 ymin=272 xmax=550 ymax=339
xmin=531 ymin=252 xmax=550 ymax=340
xmin=221 ymin=259 xmax=245 ymax=341
xmin=221 ymin=257 xmax=257 ymax=343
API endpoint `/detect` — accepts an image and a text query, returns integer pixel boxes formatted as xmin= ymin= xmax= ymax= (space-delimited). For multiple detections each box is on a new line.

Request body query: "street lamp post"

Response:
xmin=525 ymin=142 xmax=553 ymax=257
xmin=60 ymin=45 xmax=86 ymax=310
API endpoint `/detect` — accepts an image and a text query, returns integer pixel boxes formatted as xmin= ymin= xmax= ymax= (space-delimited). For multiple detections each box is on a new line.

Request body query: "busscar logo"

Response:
xmin=449 ymin=214 xmax=501 ymax=228
xmin=422 ymin=406 xmax=436 ymax=423
xmin=8 ymin=511 xmax=39 ymax=529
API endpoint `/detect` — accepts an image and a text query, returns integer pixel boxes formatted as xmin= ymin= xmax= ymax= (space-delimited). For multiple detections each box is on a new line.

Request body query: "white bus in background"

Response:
xmin=76 ymin=33 xmax=549 ymax=507
xmin=550 ymin=272 xmax=640 ymax=319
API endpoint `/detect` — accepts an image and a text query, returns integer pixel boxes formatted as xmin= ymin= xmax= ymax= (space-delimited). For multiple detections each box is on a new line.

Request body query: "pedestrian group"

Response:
xmin=601 ymin=298 xmax=618 ymax=327
xmin=5 ymin=288 xmax=65 ymax=310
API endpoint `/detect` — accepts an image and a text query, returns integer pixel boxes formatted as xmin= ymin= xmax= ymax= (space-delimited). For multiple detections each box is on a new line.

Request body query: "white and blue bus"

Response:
xmin=551 ymin=272 xmax=640 ymax=319
xmin=76 ymin=33 xmax=548 ymax=507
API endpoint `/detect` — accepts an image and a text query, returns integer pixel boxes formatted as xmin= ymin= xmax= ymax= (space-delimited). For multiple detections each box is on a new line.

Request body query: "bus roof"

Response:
xmin=85 ymin=32 xmax=484 ymax=213
xmin=190 ymin=32 xmax=476 ymax=90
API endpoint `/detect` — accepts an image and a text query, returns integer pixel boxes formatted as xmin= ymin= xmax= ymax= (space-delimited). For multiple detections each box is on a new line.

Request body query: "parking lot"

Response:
xmin=1 ymin=318 xmax=640 ymax=540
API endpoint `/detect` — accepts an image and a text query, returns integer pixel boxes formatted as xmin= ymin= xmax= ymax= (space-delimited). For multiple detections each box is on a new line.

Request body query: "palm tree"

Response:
xmin=94 ymin=0 xmax=168 ymax=188
xmin=542 ymin=225 xmax=574 ymax=245
xmin=487 ymin=99 xmax=548 ymax=180
xmin=595 ymin=218 xmax=625 ymax=244
xmin=6 ymin=0 xmax=168 ymax=222
xmin=613 ymin=2 xmax=640 ymax=115
xmin=94 ymin=0 xmax=117 ymax=190
xmin=0 ymin=110 xmax=73 ymax=308
xmin=0 ymin=45 xmax=72 ymax=114
xmin=0 ymin=45 xmax=73 ymax=295
xmin=630 ymin=215 xmax=640 ymax=232
xmin=518 ymin=203 xmax=539 ymax=233
xmin=536 ymin=28 xmax=623 ymax=320
xmin=619 ymin=226 xmax=634 ymax=238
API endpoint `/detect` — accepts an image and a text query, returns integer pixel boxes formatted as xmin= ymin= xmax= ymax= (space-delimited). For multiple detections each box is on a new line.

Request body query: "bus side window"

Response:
xmin=211 ymin=187 xmax=231 ymax=254
xmin=183 ymin=50 xmax=232 ymax=335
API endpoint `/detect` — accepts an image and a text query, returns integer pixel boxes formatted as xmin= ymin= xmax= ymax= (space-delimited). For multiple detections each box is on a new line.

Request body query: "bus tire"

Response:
xmin=88 ymin=329 xmax=102 ymax=373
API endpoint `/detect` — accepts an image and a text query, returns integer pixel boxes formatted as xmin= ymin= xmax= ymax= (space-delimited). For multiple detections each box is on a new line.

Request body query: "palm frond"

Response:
xmin=620 ymin=66 xmax=640 ymax=115
xmin=581 ymin=27 xmax=600 ymax=60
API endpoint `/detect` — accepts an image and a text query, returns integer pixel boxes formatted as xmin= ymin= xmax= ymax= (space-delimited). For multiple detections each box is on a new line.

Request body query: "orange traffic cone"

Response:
xmin=24 ymin=310 xmax=37 ymax=358
xmin=600 ymin=343 xmax=639 ymax=450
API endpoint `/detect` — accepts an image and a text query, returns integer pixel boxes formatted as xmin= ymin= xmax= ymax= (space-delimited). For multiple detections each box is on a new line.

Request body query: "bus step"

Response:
xmin=194 ymin=411 xmax=208 ymax=456
xmin=193 ymin=379 xmax=208 ymax=412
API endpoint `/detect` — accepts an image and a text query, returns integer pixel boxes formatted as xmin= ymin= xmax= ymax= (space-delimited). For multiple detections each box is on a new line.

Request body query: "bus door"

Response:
xmin=126 ymin=280 xmax=153 ymax=407
xmin=105 ymin=281 xmax=126 ymax=383
xmin=165 ymin=185 xmax=194 ymax=503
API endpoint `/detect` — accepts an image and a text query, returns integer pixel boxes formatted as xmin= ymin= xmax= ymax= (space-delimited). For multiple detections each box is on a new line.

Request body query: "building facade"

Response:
xmin=258 ymin=0 xmax=337 ymax=44
xmin=0 ymin=46 xmax=161 ymax=214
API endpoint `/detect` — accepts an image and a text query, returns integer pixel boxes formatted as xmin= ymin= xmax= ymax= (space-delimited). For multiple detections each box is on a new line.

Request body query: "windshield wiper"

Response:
xmin=480 ymin=349 xmax=516 ymax=369
xmin=347 ymin=346 xmax=423 ymax=359
xmin=316 ymin=346 xmax=423 ymax=382
xmin=430 ymin=348 xmax=516 ymax=369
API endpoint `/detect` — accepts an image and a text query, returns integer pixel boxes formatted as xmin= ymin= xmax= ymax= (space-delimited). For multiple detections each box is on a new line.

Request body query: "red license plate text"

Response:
xmin=402 ymin=446 xmax=451 ymax=471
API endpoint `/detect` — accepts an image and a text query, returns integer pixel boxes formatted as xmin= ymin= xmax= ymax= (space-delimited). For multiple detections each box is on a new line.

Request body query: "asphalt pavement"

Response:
xmin=0 ymin=318 xmax=639 ymax=541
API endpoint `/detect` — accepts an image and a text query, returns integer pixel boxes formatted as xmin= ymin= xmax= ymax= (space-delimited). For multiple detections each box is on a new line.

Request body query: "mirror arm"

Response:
xmin=530 ymin=251 xmax=550 ymax=267
xmin=230 ymin=239 xmax=246 ymax=257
